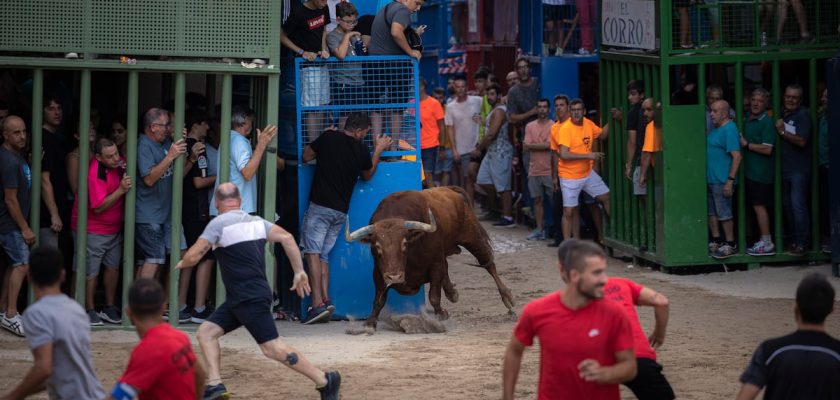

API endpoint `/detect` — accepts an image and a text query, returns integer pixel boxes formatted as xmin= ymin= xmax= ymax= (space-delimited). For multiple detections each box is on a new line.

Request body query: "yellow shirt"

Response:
xmin=552 ymin=118 xmax=602 ymax=179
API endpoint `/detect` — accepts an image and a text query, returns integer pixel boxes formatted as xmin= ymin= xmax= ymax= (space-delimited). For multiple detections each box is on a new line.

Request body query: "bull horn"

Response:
xmin=345 ymin=215 xmax=374 ymax=242
xmin=404 ymin=209 xmax=437 ymax=233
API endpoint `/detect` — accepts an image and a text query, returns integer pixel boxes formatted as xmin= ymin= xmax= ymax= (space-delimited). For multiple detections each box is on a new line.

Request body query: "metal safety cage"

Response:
xmin=295 ymin=56 xmax=421 ymax=160
xmin=536 ymin=0 xmax=601 ymax=57
xmin=668 ymin=0 xmax=839 ymax=53
xmin=0 ymin=0 xmax=279 ymax=61
xmin=600 ymin=0 xmax=834 ymax=271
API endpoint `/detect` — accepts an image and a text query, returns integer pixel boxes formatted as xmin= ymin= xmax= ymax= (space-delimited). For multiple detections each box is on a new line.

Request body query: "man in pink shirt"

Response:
xmin=523 ymin=98 xmax=557 ymax=240
xmin=71 ymin=137 xmax=132 ymax=325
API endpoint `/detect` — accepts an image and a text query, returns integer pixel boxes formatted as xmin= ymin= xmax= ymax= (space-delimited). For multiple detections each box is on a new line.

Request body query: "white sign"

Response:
xmin=601 ymin=0 xmax=656 ymax=50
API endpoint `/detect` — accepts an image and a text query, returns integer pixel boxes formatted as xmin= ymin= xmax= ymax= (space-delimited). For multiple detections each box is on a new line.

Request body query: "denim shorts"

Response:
xmin=0 ymin=230 xmax=29 ymax=267
xmin=435 ymin=148 xmax=453 ymax=173
xmin=707 ymin=184 xmax=733 ymax=221
xmin=135 ymin=223 xmax=166 ymax=265
xmin=300 ymin=203 xmax=346 ymax=263
xmin=420 ymin=147 xmax=438 ymax=173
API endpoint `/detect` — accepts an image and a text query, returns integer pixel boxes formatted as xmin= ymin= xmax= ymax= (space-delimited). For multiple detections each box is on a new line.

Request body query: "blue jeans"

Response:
xmin=782 ymin=173 xmax=810 ymax=246
xmin=300 ymin=203 xmax=346 ymax=263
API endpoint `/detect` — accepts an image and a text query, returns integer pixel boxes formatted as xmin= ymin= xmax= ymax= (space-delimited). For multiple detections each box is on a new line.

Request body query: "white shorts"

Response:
xmin=560 ymin=170 xmax=609 ymax=208
xmin=301 ymin=66 xmax=330 ymax=107
xmin=632 ymin=166 xmax=647 ymax=195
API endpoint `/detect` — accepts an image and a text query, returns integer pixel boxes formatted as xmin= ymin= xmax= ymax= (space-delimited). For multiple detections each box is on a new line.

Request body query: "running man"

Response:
xmin=503 ymin=239 xmax=636 ymax=399
xmin=176 ymin=183 xmax=341 ymax=400
xmin=1 ymin=246 xmax=105 ymax=400
xmin=111 ymin=278 xmax=206 ymax=399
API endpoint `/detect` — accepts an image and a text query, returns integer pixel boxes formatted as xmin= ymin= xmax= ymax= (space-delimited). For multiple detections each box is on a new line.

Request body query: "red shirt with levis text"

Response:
xmin=513 ymin=292 xmax=634 ymax=400
xmin=603 ymin=277 xmax=658 ymax=361
xmin=119 ymin=323 xmax=197 ymax=400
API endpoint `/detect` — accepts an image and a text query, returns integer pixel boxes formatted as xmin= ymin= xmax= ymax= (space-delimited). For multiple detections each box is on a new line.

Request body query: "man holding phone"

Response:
xmin=135 ymin=108 xmax=196 ymax=280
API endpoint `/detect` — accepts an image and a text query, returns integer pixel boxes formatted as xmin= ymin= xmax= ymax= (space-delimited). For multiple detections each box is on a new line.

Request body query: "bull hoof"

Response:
xmin=507 ymin=309 xmax=518 ymax=320
xmin=436 ymin=309 xmax=450 ymax=321
xmin=500 ymin=288 xmax=515 ymax=309
xmin=445 ymin=288 xmax=459 ymax=303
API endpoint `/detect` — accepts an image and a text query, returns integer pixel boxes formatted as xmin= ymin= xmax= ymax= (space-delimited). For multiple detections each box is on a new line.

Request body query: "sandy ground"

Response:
xmin=1 ymin=223 xmax=839 ymax=399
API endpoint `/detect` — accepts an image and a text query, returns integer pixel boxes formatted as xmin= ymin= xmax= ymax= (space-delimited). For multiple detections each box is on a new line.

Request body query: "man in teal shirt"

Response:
xmin=740 ymin=88 xmax=777 ymax=256
xmin=707 ymin=100 xmax=742 ymax=259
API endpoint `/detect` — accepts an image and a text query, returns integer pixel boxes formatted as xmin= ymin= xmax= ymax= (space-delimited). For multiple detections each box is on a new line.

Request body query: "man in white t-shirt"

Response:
xmin=445 ymin=77 xmax=483 ymax=205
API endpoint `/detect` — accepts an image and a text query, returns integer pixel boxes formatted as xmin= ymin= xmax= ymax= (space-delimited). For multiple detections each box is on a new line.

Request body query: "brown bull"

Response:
xmin=345 ymin=186 xmax=515 ymax=329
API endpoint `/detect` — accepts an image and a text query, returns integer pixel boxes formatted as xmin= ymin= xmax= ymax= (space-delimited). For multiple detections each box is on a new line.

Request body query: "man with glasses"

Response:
xmin=555 ymin=99 xmax=611 ymax=243
xmin=135 ymin=108 xmax=189 ymax=280
xmin=775 ymin=84 xmax=812 ymax=256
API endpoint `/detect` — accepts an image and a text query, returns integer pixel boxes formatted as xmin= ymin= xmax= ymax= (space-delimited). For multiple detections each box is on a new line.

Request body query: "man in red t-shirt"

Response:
xmin=419 ymin=78 xmax=445 ymax=188
xmin=110 ymin=279 xmax=206 ymax=400
xmin=602 ymin=277 xmax=674 ymax=399
xmin=503 ymin=239 xmax=637 ymax=400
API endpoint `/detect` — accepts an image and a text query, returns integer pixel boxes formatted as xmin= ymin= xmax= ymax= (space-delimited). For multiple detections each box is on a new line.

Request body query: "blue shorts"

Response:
xmin=301 ymin=203 xmax=346 ymax=263
xmin=435 ymin=148 xmax=453 ymax=173
xmin=0 ymin=230 xmax=29 ymax=267
xmin=207 ymin=298 xmax=278 ymax=344
xmin=421 ymin=147 xmax=438 ymax=173
xmin=707 ymin=184 xmax=733 ymax=221
xmin=135 ymin=223 xmax=166 ymax=265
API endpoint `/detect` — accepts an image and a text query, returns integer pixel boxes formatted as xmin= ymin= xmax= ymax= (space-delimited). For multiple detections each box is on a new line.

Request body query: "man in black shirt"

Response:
xmin=39 ymin=95 xmax=70 ymax=250
xmin=299 ymin=112 xmax=391 ymax=324
xmin=179 ymin=109 xmax=215 ymax=324
xmin=281 ymin=0 xmax=331 ymax=143
xmin=737 ymin=273 xmax=840 ymax=400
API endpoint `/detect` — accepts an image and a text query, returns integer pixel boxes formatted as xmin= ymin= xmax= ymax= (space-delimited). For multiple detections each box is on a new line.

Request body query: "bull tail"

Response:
xmin=446 ymin=186 xmax=473 ymax=210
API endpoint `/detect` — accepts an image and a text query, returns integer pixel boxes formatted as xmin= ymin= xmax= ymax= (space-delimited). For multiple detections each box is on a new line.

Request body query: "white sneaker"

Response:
xmin=64 ymin=52 xmax=79 ymax=59
xmin=577 ymin=48 xmax=591 ymax=55
xmin=251 ymin=58 xmax=267 ymax=65
xmin=1 ymin=314 xmax=25 ymax=337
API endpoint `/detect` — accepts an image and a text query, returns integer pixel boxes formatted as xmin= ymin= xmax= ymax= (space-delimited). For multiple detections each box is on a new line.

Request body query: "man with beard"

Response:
xmin=502 ymin=239 xmax=637 ymax=399
xmin=475 ymin=84 xmax=514 ymax=228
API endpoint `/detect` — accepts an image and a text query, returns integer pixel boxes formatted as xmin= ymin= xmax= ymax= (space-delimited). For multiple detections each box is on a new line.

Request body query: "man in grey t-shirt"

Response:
xmin=2 ymin=246 xmax=105 ymax=400
xmin=368 ymin=0 xmax=424 ymax=59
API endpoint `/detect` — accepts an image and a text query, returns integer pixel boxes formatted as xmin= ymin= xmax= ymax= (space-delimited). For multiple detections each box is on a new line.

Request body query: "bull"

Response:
xmin=345 ymin=186 xmax=515 ymax=329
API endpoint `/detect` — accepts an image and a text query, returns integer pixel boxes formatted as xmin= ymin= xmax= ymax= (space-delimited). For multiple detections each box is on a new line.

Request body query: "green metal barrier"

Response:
xmin=600 ymin=0 xmax=835 ymax=271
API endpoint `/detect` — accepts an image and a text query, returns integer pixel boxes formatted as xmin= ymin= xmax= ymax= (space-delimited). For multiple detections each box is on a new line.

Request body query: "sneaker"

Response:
xmin=527 ymin=230 xmax=545 ymax=241
xmin=786 ymin=244 xmax=807 ymax=257
xmin=190 ymin=307 xmax=213 ymax=324
xmin=251 ymin=58 xmax=267 ymax=65
xmin=708 ymin=241 xmax=721 ymax=254
xmin=302 ymin=304 xmax=331 ymax=325
xmin=88 ymin=309 xmax=103 ymax=326
xmin=577 ymin=48 xmax=590 ymax=55
xmin=99 ymin=306 xmax=121 ymax=324
xmin=477 ymin=211 xmax=499 ymax=221
xmin=1 ymin=314 xmax=24 ymax=337
xmin=746 ymin=240 xmax=776 ymax=256
xmin=822 ymin=244 xmax=831 ymax=254
xmin=547 ymin=239 xmax=562 ymax=248
xmin=64 ymin=52 xmax=79 ymax=59
xmin=712 ymin=244 xmax=737 ymax=259
xmin=163 ymin=308 xmax=192 ymax=323
xmin=203 ymin=383 xmax=231 ymax=400
xmin=492 ymin=218 xmax=516 ymax=228
xmin=318 ymin=371 xmax=342 ymax=400
xmin=323 ymin=299 xmax=336 ymax=314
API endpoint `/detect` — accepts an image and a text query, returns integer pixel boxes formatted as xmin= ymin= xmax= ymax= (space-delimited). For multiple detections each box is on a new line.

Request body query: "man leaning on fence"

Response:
xmin=775 ymin=84 xmax=812 ymax=257
xmin=71 ymin=137 xmax=132 ymax=326
xmin=706 ymin=100 xmax=742 ymax=260
xmin=0 ymin=116 xmax=34 ymax=337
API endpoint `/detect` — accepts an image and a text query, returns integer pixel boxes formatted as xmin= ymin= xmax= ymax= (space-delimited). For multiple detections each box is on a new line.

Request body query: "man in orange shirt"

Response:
xmin=638 ymin=98 xmax=660 ymax=188
xmin=552 ymin=98 xmax=611 ymax=242
xmin=419 ymin=78 xmax=445 ymax=188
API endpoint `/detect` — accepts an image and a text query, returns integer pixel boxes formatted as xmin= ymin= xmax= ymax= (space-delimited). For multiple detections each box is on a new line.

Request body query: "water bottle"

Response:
xmin=350 ymin=36 xmax=366 ymax=56
xmin=760 ymin=32 xmax=768 ymax=48
xmin=196 ymin=146 xmax=208 ymax=177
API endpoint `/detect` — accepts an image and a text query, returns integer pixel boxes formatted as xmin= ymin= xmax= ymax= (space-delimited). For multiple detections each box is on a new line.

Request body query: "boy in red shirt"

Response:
xmin=503 ymin=239 xmax=637 ymax=400
xmin=110 ymin=279 xmax=206 ymax=400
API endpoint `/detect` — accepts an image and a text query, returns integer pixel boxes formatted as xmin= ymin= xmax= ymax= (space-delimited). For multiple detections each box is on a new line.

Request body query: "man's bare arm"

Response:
xmin=502 ymin=336 xmax=526 ymax=400
xmin=1 ymin=343 xmax=53 ymax=400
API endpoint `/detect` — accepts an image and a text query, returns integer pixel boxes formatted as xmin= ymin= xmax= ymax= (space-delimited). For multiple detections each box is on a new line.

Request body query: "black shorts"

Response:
xmin=364 ymin=60 xmax=412 ymax=105
xmin=746 ymin=178 xmax=773 ymax=207
xmin=183 ymin=218 xmax=215 ymax=262
xmin=331 ymin=82 xmax=369 ymax=106
xmin=207 ymin=298 xmax=279 ymax=344
xmin=623 ymin=358 xmax=675 ymax=400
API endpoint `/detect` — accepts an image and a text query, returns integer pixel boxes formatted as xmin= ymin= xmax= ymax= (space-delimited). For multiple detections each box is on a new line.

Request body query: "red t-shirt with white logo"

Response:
xmin=603 ymin=277 xmax=658 ymax=361
xmin=119 ymin=323 xmax=197 ymax=400
xmin=513 ymin=292 xmax=634 ymax=400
